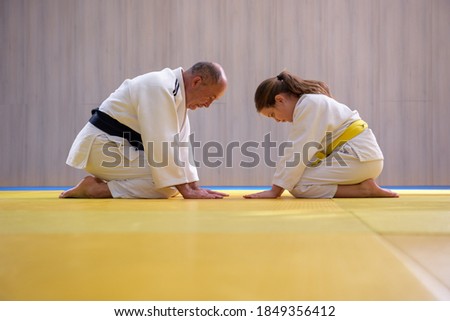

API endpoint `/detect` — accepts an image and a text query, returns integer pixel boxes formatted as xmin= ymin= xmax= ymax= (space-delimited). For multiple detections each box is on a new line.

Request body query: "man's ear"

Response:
xmin=192 ymin=75 xmax=202 ymax=87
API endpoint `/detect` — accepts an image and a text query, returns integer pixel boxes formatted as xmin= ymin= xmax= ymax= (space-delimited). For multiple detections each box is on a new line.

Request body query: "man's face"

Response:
xmin=185 ymin=78 xmax=227 ymax=110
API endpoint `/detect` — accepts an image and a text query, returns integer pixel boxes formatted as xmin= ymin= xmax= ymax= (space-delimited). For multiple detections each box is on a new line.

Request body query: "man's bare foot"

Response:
xmin=59 ymin=176 xmax=112 ymax=198
xmin=334 ymin=179 xmax=399 ymax=198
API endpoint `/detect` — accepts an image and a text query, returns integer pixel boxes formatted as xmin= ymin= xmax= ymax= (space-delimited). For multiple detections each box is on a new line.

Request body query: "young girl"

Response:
xmin=244 ymin=71 xmax=398 ymax=199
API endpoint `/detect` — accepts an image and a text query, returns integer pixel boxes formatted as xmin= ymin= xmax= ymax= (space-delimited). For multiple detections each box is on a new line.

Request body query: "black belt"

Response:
xmin=89 ymin=108 xmax=144 ymax=150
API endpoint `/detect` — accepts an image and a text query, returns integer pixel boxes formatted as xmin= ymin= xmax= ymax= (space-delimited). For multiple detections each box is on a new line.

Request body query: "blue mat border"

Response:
xmin=1 ymin=185 xmax=450 ymax=191
xmin=208 ymin=185 xmax=450 ymax=190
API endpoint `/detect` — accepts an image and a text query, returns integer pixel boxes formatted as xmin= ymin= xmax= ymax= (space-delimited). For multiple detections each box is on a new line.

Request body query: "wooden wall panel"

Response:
xmin=375 ymin=0 xmax=433 ymax=185
xmin=431 ymin=0 xmax=450 ymax=185
xmin=0 ymin=0 xmax=449 ymax=187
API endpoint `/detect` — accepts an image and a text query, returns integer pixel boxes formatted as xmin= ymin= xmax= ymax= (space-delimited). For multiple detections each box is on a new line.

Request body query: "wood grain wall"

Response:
xmin=1 ymin=0 xmax=449 ymax=186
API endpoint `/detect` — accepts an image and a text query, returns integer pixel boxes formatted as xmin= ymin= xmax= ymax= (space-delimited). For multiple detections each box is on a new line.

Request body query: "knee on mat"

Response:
xmin=289 ymin=184 xmax=335 ymax=199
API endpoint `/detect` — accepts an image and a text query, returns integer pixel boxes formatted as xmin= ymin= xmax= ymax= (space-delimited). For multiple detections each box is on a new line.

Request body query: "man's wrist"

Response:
xmin=176 ymin=182 xmax=200 ymax=197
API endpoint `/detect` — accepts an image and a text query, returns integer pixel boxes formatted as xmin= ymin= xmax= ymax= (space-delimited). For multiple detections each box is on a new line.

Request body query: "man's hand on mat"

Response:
xmin=176 ymin=182 xmax=229 ymax=199
xmin=184 ymin=189 xmax=229 ymax=199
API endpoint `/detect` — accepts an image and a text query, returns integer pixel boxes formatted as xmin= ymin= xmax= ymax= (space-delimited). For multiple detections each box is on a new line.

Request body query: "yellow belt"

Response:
xmin=311 ymin=119 xmax=368 ymax=166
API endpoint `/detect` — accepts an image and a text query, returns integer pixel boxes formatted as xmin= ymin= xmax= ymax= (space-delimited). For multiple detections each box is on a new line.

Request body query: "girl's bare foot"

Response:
xmin=334 ymin=179 xmax=399 ymax=198
xmin=59 ymin=176 xmax=112 ymax=198
xmin=360 ymin=179 xmax=398 ymax=197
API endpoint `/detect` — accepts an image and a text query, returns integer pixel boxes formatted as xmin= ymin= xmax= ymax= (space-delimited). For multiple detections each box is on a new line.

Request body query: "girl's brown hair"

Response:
xmin=254 ymin=71 xmax=332 ymax=112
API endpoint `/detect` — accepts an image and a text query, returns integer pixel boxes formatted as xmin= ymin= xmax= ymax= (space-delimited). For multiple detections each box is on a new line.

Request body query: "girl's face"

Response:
xmin=259 ymin=93 xmax=296 ymax=123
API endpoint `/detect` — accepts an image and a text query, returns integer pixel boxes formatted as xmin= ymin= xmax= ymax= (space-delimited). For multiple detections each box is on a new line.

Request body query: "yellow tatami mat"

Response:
xmin=0 ymin=189 xmax=449 ymax=300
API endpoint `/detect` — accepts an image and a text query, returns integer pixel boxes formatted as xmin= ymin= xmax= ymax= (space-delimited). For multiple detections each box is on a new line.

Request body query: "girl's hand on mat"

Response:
xmin=243 ymin=190 xmax=280 ymax=199
xmin=244 ymin=185 xmax=284 ymax=199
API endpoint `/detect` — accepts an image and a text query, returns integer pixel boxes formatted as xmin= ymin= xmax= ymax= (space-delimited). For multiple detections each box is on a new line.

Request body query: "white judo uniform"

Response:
xmin=273 ymin=94 xmax=384 ymax=198
xmin=66 ymin=67 xmax=198 ymax=198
